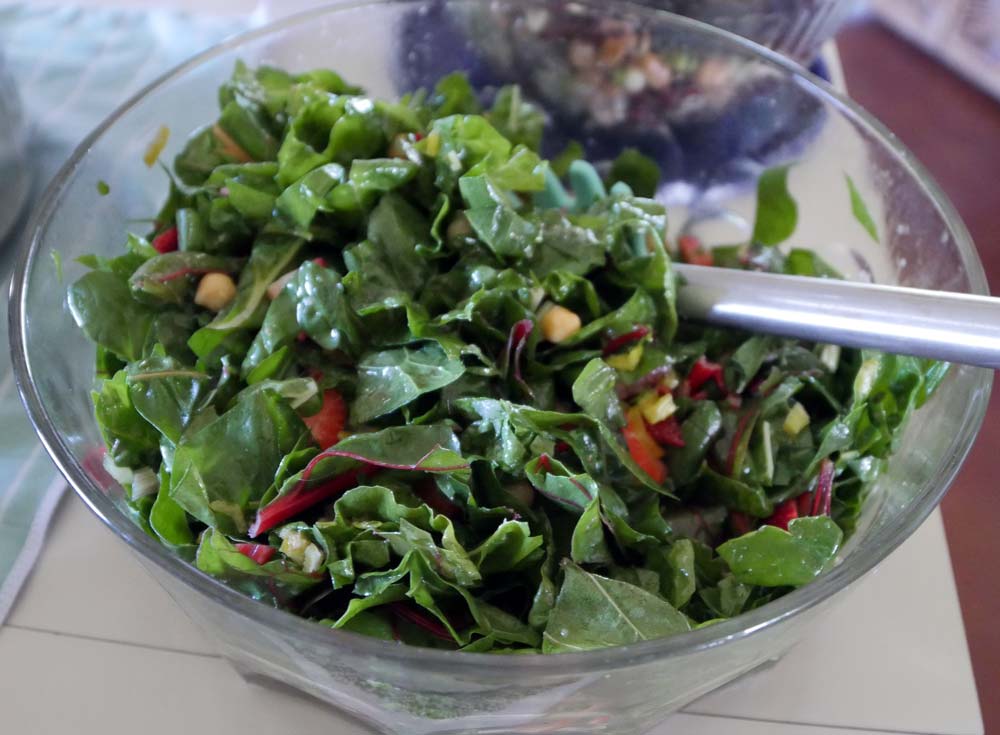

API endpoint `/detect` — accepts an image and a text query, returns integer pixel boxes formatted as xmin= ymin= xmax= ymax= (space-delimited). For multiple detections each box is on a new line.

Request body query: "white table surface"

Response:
xmin=0 ymin=3 xmax=985 ymax=734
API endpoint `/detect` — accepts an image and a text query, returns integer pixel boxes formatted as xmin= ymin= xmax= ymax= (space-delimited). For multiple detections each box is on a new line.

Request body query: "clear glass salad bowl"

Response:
xmin=9 ymin=2 xmax=990 ymax=733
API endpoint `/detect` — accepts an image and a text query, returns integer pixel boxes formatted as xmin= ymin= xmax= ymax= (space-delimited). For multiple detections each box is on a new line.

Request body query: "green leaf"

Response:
xmin=845 ymin=174 xmax=879 ymax=244
xmin=524 ymin=454 xmax=597 ymax=514
xmin=784 ymin=248 xmax=842 ymax=278
xmin=189 ymin=236 xmax=304 ymax=358
xmin=150 ymin=469 xmax=194 ymax=548
xmin=170 ymin=388 xmax=307 ymax=534
xmin=665 ymin=402 xmax=723 ymax=486
xmin=126 ymin=356 xmax=210 ymax=445
xmin=717 ymin=516 xmax=843 ymax=587
xmin=695 ymin=466 xmax=773 ymax=518
xmin=275 ymin=162 xmax=345 ymax=227
xmin=129 ymin=252 xmax=244 ymax=305
xmin=554 ymin=289 xmax=656 ymax=349
xmin=280 ymin=426 xmax=470 ymax=511
xmin=93 ymin=370 xmax=160 ymax=468
xmin=542 ymin=564 xmax=690 ymax=652
xmin=650 ymin=538 xmax=697 ymax=608
xmin=344 ymin=192 xmax=434 ymax=308
xmin=460 ymin=175 xmax=539 ymax=260
xmin=195 ymin=528 xmax=321 ymax=605
xmin=527 ymin=211 xmax=606 ymax=278
xmin=608 ymin=148 xmax=661 ymax=198
xmin=292 ymin=261 xmax=362 ymax=355
xmin=325 ymin=158 xmax=420 ymax=217
xmin=571 ymin=496 xmax=613 ymax=564
xmin=486 ymin=84 xmax=544 ymax=151
xmin=422 ymin=114 xmax=512 ymax=193
xmin=572 ymin=359 xmax=625 ymax=429
xmin=352 ymin=343 xmax=465 ymax=423
xmin=469 ymin=519 xmax=545 ymax=575
xmin=69 ymin=271 xmax=156 ymax=362
xmin=431 ymin=72 xmax=481 ymax=117
xmin=752 ymin=165 xmax=798 ymax=246
xmin=724 ymin=336 xmax=780 ymax=394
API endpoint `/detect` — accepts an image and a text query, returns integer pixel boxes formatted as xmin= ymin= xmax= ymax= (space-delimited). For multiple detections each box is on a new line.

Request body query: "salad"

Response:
xmin=68 ymin=64 xmax=942 ymax=653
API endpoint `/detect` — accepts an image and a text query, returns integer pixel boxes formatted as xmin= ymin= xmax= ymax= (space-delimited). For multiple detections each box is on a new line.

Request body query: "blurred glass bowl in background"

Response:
xmin=9 ymin=2 xmax=989 ymax=734
xmin=648 ymin=0 xmax=855 ymax=64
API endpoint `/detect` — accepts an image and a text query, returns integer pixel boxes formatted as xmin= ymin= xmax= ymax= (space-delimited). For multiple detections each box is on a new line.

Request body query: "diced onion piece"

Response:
xmin=783 ymin=402 xmax=811 ymax=437
xmin=131 ymin=467 xmax=160 ymax=499
xmin=819 ymin=344 xmax=841 ymax=373
xmin=302 ymin=544 xmax=324 ymax=574
xmin=278 ymin=528 xmax=310 ymax=564
xmin=102 ymin=455 xmax=133 ymax=485
xmin=638 ymin=391 xmax=677 ymax=425
xmin=606 ymin=343 xmax=644 ymax=371
xmin=660 ymin=368 xmax=680 ymax=390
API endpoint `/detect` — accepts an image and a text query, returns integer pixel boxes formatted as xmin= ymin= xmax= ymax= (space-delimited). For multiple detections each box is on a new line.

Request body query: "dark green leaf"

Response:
xmin=352 ymin=342 xmax=465 ymax=423
xmin=69 ymin=271 xmax=156 ymax=362
xmin=717 ymin=516 xmax=842 ymax=587
xmin=171 ymin=388 xmax=307 ymax=534
xmin=542 ymin=564 xmax=690 ymax=652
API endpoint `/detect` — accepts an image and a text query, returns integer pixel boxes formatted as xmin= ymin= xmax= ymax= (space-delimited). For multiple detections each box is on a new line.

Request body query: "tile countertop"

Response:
xmin=0 ymin=497 xmax=982 ymax=735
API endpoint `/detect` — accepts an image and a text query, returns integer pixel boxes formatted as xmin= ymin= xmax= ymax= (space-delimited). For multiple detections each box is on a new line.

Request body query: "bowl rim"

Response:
xmin=8 ymin=0 xmax=992 ymax=673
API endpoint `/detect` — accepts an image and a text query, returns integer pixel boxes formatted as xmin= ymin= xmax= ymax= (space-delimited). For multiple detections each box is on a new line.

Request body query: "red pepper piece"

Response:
xmin=235 ymin=542 xmax=276 ymax=565
xmin=766 ymin=498 xmax=799 ymax=531
xmin=688 ymin=355 xmax=726 ymax=394
xmin=647 ymin=415 xmax=686 ymax=447
xmin=678 ymin=234 xmax=713 ymax=267
xmin=602 ymin=325 xmax=651 ymax=357
xmin=623 ymin=409 xmax=667 ymax=484
xmin=302 ymin=389 xmax=347 ymax=449
xmin=151 ymin=226 xmax=178 ymax=254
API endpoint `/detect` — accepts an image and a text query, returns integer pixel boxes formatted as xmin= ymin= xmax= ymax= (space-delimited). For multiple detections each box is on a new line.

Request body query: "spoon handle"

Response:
xmin=674 ymin=264 xmax=1000 ymax=369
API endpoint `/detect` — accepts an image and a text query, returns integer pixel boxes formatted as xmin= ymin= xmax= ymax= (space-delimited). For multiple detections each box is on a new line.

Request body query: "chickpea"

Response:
xmin=194 ymin=272 xmax=237 ymax=312
xmin=540 ymin=305 xmax=582 ymax=343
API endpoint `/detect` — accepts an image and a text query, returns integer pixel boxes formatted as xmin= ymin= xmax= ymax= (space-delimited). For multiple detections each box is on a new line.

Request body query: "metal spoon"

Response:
xmin=674 ymin=264 xmax=1000 ymax=369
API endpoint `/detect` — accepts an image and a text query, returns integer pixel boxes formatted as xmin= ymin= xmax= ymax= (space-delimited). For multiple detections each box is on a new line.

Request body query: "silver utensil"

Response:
xmin=674 ymin=264 xmax=1000 ymax=369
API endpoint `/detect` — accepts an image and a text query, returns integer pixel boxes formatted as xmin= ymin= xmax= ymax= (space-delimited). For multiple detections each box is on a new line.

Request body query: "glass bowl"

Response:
xmin=9 ymin=2 xmax=990 ymax=733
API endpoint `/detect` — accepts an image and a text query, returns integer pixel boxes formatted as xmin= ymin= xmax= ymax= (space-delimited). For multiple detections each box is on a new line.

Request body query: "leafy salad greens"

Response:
xmin=68 ymin=63 xmax=944 ymax=653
